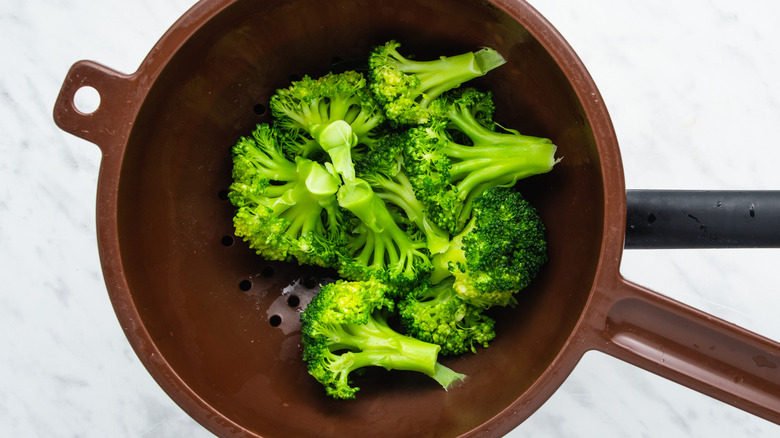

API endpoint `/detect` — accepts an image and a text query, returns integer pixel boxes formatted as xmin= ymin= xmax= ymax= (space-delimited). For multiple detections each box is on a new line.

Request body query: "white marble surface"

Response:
xmin=2 ymin=0 xmax=779 ymax=436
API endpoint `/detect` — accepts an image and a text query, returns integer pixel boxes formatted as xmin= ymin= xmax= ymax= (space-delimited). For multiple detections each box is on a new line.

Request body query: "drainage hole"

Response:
xmin=253 ymin=103 xmax=267 ymax=116
xmin=287 ymin=295 xmax=300 ymax=308
xmin=221 ymin=235 xmax=235 ymax=247
xmin=303 ymin=277 xmax=317 ymax=289
xmin=269 ymin=314 xmax=282 ymax=327
xmin=262 ymin=266 xmax=275 ymax=277
xmin=239 ymin=279 xmax=252 ymax=291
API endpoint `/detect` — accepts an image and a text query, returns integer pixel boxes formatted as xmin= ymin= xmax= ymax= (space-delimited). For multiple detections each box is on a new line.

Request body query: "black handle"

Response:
xmin=625 ymin=190 xmax=780 ymax=249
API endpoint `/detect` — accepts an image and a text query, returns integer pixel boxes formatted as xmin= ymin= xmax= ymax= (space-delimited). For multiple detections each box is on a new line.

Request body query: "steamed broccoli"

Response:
xmin=430 ymin=186 xmax=548 ymax=309
xmin=403 ymin=87 xmax=559 ymax=233
xmin=228 ymin=41 xmax=556 ymax=400
xmin=353 ymin=132 xmax=451 ymax=254
xmin=269 ymin=71 xmax=386 ymax=181
xmin=300 ymin=278 xmax=466 ymax=399
xmin=336 ymin=178 xmax=432 ymax=289
xmin=398 ymin=278 xmax=496 ymax=356
xmin=228 ymin=123 xmax=344 ymax=267
xmin=361 ymin=170 xmax=451 ymax=255
xmin=368 ymin=40 xmax=506 ymax=125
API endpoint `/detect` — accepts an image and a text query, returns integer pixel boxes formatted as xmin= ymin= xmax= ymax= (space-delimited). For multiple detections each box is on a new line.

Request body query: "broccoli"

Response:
xmin=227 ymin=41 xmax=556 ymax=400
xmin=354 ymin=128 xmax=407 ymax=178
xmin=403 ymin=87 xmax=559 ymax=233
xmin=229 ymin=123 xmax=344 ymax=267
xmin=277 ymin=127 xmax=326 ymax=162
xmin=361 ymin=170 xmax=451 ymax=255
xmin=353 ymin=132 xmax=451 ymax=254
xmin=310 ymin=119 xmax=360 ymax=182
xmin=368 ymin=40 xmax=506 ymax=125
xmin=398 ymin=277 xmax=496 ymax=356
xmin=269 ymin=71 xmax=386 ymax=181
xmin=336 ymin=178 xmax=433 ymax=289
xmin=300 ymin=278 xmax=466 ymax=399
xmin=429 ymin=186 xmax=548 ymax=309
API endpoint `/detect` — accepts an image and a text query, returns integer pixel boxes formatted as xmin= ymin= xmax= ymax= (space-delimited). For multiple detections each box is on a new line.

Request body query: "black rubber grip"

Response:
xmin=625 ymin=190 xmax=780 ymax=249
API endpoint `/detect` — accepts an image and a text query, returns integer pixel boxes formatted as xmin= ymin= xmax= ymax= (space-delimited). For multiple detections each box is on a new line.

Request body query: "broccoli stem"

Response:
xmin=342 ymin=329 xmax=441 ymax=377
xmin=320 ymin=308 xmax=456 ymax=386
xmin=340 ymin=317 xmax=465 ymax=389
xmin=431 ymin=362 xmax=467 ymax=390
xmin=243 ymin=180 xmax=296 ymax=202
xmin=447 ymin=142 xmax=556 ymax=197
xmin=368 ymin=172 xmax=451 ymax=254
xmin=338 ymin=179 xmax=429 ymax=279
xmin=312 ymin=120 xmax=358 ymax=183
xmin=430 ymin=217 xmax=473 ymax=284
xmin=443 ymin=104 xmax=558 ymax=199
xmin=265 ymin=184 xmax=323 ymax=238
xmin=262 ymin=158 xmax=340 ymax=239
xmin=397 ymin=48 xmax=506 ymax=106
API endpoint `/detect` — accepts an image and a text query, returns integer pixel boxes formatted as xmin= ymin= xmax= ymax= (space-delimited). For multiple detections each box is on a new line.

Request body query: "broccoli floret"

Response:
xmin=431 ymin=86 xmax=497 ymax=136
xmin=300 ymin=278 xmax=466 ymax=399
xmin=353 ymin=132 xmax=451 ymax=254
xmin=277 ymin=127 xmax=326 ymax=161
xmin=336 ymin=178 xmax=433 ymax=289
xmin=368 ymin=40 xmax=506 ymax=125
xmin=269 ymin=71 xmax=385 ymax=181
xmin=400 ymin=124 xmax=461 ymax=235
xmin=430 ymin=186 xmax=548 ymax=309
xmin=403 ymin=88 xmax=559 ymax=232
xmin=362 ymin=170 xmax=451 ymax=255
xmin=399 ymin=278 xmax=496 ymax=356
xmin=354 ymin=129 xmax=406 ymax=178
xmin=228 ymin=123 xmax=344 ymax=267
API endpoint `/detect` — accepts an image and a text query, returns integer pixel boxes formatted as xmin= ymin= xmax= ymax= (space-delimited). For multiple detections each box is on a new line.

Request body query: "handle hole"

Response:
xmin=73 ymin=86 xmax=101 ymax=114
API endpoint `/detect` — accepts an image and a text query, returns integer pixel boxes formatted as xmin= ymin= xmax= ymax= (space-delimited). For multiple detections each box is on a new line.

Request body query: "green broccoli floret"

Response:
xmin=269 ymin=71 xmax=385 ymax=181
xmin=354 ymin=129 xmax=406 ymax=177
xmin=362 ymin=170 xmax=451 ymax=255
xmin=400 ymin=124 xmax=461 ymax=235
xmin=300 ymin=278 xmax=466 ymax=399
xmin=368 ymin=40 xmax=506 ymax=125
xmin=336 ymin=178 xmax=433 ymax=289
xmin=277 ymin=127 xmax=326 ymax=162
xmin=430 ymin=186 xmax=548 ymax=309
xmin=403 ymin=88 xmax=559 ymax=233
xmin=228 ymin=123 xmax=344 ymax=267
xmin=432 ymin=86 xmax=497 ymax=136
xmin=353 ymin=132 xmax=451 ymax=254
xmin=398 ymin=278 xmax=496 ymax=356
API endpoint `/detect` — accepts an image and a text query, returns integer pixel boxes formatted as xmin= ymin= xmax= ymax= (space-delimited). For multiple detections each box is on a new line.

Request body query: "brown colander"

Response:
xmin=52 ymin=0 xmax=780 ymax=436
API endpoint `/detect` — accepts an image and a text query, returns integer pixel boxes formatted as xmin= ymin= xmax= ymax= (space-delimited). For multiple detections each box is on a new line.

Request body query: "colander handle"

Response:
xmin=53 ymin=60 xmax=135 ymax=153
xmin=591 ymin=278 xmax=780 ymax=425
xmin=625 ymin=190 xmax=780 ymax=248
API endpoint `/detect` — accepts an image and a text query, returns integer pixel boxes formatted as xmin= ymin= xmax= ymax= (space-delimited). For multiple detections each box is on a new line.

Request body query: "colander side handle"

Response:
xmin=53 ymin=60 xmax=135 ymax=153
xmin=591 ymin=278 xmax=780 ymax=425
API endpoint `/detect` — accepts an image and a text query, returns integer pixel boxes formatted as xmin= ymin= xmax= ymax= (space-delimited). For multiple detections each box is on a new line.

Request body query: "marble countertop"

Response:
xmin=2 ymin=0 xmax=779 ymax=436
